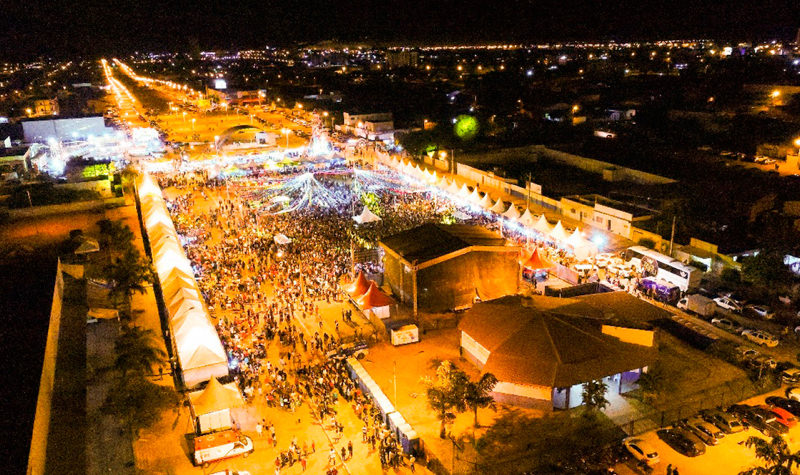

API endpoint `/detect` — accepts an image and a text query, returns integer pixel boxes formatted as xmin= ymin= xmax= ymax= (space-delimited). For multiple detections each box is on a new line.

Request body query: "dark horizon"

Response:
xmin=1 ymin=1 xmax=797 ymax=60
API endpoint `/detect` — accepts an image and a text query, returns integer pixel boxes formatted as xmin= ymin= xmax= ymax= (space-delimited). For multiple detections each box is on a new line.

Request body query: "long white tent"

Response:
xmin=137 ymin=174 xmax=228 ymax=388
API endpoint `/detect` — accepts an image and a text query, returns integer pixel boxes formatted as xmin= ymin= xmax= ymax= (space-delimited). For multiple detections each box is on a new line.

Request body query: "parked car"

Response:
xmin=744 ymin=304 xmax=775 ymax=320
xmin=736 ymin=346 xmax=760 ymax=360
xmin=765 ymin=397 xmax=800 ymax=417
xmin=782 ymin=368 xmax=800 ymax=384
xmin=787 ymin=387 xmax=800 ymax=402
xmin=622 ymin=437 xmax=660 ymax=467
xmin=711 ymin=317 xmax=743 ymax=333
xmin=699 ymin=408 xmax=745 ymax=434
xmin=742 ymin=329 xmax=779 ymax=347
xmin=762 ymin=405 xmax=798 ymax=428
xmin=656 ymin=428 xmax=706 ymax=457
xmin=714 ymin=296 xmax=743 ymax=313
xmin=728 ymin=404 xmax=787 ymax=437
xmin=745 ymin=355 xmax=778 ymax=371
xmin=676 ymin=417 xmax=724 ymax=445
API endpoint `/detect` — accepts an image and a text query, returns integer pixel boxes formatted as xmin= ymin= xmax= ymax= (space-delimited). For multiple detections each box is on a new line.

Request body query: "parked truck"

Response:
xmin=677 ymin=294 xmax=716 ymax=318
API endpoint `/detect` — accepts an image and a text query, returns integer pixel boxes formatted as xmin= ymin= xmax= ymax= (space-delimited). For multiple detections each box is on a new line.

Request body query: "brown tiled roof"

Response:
xmin=459 ymin=295 xmax=656 ymax=388
xmin=379 ymin=224 xmax=507 ymax=264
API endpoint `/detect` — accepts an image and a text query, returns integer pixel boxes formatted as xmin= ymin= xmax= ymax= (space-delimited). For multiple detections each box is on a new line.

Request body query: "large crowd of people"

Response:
xmin=157 ymin=157 xmax=637 ymax=472
xmin=160 ymin=166 xmax=446 ymax=471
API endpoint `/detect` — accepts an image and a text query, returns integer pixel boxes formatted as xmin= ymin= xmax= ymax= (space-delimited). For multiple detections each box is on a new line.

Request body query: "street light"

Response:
xmin=281 ymin=128 xmax=291 ymax=148
xmin=182 ymin=111 xmax=187 ymax=123
xmin=191 ymin=118 xmax=196 ymax=131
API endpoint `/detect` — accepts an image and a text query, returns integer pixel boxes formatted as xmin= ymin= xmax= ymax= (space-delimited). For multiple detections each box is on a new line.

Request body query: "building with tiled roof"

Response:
xmin=459 ymin=294 xmax=658 ymax=409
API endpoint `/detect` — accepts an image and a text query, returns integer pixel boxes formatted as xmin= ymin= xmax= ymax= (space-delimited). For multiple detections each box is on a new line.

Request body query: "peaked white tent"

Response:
xmin=490 ymin=197 xmax=507 ymax=214
xmin=447 ymin=180 xmax=461 ymax=196
xmin=503 ymin=204 xmax=521 ymax=220
xmin=468 ymin=188 xmax=483 ymax=205
xmin=518 ymin=209 xmax=537 ymax=228
xmin=533 ymin=214 xmax=552 ymax=234
xmin=458 ymin=184 xmax=472 ymax=200
xmin=565 ymin=228 xmax=584 ymax=248
xmin=353 ymin=206 xmax=382 ymax=224
xmin=479 ymin=192 xmax=494 ymax=209
xmin=550 ymin=221 xmax=568 ymax=242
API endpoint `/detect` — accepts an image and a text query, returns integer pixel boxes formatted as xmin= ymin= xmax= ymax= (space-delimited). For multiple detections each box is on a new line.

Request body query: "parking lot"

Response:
xmin=616 ymin=386 xmax=800 ymax=475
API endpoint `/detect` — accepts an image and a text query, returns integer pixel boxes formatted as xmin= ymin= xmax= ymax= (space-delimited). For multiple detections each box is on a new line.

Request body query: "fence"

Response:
xmin=616 ymin=375 xmax=781 ymax=436
xmin=27 ymin=259 xmax=65 ymax=475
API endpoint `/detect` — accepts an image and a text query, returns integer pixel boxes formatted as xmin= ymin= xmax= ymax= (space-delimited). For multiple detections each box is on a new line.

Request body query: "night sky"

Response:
xmin=1 ymin=1 xmax=797 ymax=59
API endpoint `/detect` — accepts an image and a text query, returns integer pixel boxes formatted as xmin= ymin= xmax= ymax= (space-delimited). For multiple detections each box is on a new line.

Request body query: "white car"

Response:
xmin=622 ymin=437 xmax=660 ymax=466
xmin=745 ymin=304 xmax=775 ymax=320
xmin=714 ymin=296 xmax=742 ymax=313
xmin=787 ymin=387 xmax=800 ymax=402
xmin=742 ymin=329 xmax=779 ymax=347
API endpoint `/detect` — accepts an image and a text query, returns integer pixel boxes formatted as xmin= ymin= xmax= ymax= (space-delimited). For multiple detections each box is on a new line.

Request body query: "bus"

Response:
xmin=624 ymin=246 xmax=701 ymax=291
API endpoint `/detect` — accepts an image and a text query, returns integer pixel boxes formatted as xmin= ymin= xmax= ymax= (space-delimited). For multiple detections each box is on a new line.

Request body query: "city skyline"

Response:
xmin=1 ymin=0 xmax=797 ymax=60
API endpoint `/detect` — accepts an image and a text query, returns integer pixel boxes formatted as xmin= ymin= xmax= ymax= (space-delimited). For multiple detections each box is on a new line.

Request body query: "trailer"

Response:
xmin=677 ymin=294 xmax=716 ymax=318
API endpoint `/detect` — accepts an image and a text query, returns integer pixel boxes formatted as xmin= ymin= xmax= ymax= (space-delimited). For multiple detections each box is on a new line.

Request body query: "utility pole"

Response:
xmin=393 ymin=360 xmax=398 ymax=405
xmin=526 ymin=172 xmax=532 ymax=210
xmin=669 ymin=215 xmax=676 ymax=255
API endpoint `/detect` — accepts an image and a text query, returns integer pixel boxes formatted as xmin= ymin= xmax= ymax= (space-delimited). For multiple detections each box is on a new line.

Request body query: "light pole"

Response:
xmin=281 ymin=128 xmax=290 ymax=149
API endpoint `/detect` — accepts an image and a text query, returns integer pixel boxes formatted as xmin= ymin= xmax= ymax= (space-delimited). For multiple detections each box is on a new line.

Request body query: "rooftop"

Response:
xmin=379 ymin=223 xmax=508 ymax=265
xmin=459 ymin=295 xmax=656 ymax=388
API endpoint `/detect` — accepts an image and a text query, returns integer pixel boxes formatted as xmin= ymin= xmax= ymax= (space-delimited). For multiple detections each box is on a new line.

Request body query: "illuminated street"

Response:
xmin=4 ymin=6 xmax=800 ymax=475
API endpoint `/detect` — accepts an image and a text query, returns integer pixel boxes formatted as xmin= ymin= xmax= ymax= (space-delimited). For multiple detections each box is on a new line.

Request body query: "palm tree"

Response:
xmin=740 ymin=435 xmax=800 ymax=475
xmin=464 ymin=373 xmax=498 ymax=427
xmin=114 ymin=325 xmax=167 ymax=378
xmin=104 ymin=247 xmax=154 ymax=313
xmin=581 ymin=379 xmax=609 ymax=414
xmin=424 ymin=361 xmax=469 ymax=438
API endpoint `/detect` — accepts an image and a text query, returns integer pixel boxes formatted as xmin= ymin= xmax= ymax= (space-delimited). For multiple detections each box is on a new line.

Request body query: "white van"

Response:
xmin=193 ymin=429 xmax=254 ymax=467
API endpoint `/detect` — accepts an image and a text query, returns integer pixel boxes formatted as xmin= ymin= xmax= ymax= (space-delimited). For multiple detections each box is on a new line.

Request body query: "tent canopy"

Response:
xmin=74 ymin=237 xmax=100 ymax=254
xmin=503 ymin=205 xmax=521 ymax=221
xmin=518 ymin=209 xmax=536 ymax=228
xmin=357 ymin=282 xmax=396 ymax=310
xmin=550 ymin=221 xmax=568 ymax=242
xmin=523 ymin=248 xmax=554 ymax=269
xmin=346 ymin=271 xmax=371 ymax=298
xmin=353 ymin=206 xmax=382 ymax=224
xmin=533 ymin=214 xmax=552 ymax=234
xmin=274 ymin=233 xmax=292 ymax=245
xmin=479 ymin=192 xmax=494 ymax=209
xmin=190 ymin=378 xmax=245 ymax=416
xmin=490 ymin=197 xmax=507 ymax=214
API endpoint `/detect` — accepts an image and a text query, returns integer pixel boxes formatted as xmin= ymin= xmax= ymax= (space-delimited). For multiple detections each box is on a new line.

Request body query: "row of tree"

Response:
xmin=424 ymin=361 xmax=499 ymax=437
xmin=95 ymin=216 xmax=180 ymax=437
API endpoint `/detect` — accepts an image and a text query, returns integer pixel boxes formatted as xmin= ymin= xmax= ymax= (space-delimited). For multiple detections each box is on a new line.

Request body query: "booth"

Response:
xmin=390 ymin=324 xmax=419 ymax=346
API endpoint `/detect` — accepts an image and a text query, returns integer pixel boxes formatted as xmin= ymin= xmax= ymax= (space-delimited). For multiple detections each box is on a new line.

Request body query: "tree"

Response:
xmin=636 ymin=363 xmax=671 ymax=405
xmin=739 ymin=435 xmax=800 ymax=475
xmin=104 ymin=247 xmax=155 ymax=313
xmin=423 ymin=361 xmax=469 ymax=438
xmin=742 ymin=250 xmax=793 ymax=290
xmin=464 ymin=373 xmax=498 ymax=427
xmin=114 ymin=325 xmax=167 ymax=378
xmin=581 ymin=379 xmax=609 ymax=414
xmin=101 ymin=374 xmax=180 ymax=437
xmin=721 ymin=267 xmax=742 ymax=285
xmin=97 ymin=219 xmax=135 ymax=255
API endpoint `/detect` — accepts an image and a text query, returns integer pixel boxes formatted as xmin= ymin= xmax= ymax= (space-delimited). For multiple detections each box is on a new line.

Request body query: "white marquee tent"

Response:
xmin=137 ymin=174 xmax=228 ymax=388
xmin=353 ymin=206 xmax=382 ymax=224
